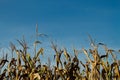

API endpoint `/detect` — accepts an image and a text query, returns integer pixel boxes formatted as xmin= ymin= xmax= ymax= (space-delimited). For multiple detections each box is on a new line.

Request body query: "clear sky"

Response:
xmin=0 ymin=0 xmax=120 ymax=50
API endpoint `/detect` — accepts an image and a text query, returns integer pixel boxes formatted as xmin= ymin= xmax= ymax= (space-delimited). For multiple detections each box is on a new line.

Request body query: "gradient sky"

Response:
xmin=0 ymin=0 xmax=120 ymax=51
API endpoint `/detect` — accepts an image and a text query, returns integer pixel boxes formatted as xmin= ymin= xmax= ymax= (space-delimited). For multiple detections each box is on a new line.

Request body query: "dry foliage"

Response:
xmin=0 ymin=39 xmax=120 ymax=80
xmin=0 ymin=28 xmax=120 ymax=80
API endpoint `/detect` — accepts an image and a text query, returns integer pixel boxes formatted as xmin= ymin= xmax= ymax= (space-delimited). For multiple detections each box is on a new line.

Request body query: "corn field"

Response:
xmin=0 ymin=29 xmax=120 ymax=80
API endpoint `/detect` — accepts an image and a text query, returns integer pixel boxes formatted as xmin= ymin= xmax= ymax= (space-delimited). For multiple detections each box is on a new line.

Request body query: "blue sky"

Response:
xmin=0 ymin=0 xmax=120 ymax=51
